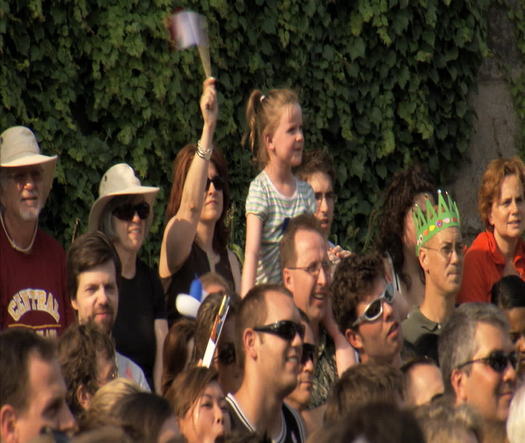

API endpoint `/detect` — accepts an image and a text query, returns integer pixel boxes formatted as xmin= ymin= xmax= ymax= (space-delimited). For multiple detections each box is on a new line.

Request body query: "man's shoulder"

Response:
xmin=35 ymin=228 xmax=65 ymax=255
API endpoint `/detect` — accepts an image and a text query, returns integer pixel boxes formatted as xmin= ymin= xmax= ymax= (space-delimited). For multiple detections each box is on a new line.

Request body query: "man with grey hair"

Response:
xmin=0 ymin=126 xmax=73 ymax=336
xmin=439 ymin=302 xmax=517 ymax=442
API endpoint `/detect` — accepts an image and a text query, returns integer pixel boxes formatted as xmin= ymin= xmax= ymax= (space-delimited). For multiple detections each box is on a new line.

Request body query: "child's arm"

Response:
xmin=322 ymin=295 xmax=357 ymax=376
xmin=241 ymin=213 xmax=263 ymax=296
xmin=159 ymin=78 xmax=217 ymax=279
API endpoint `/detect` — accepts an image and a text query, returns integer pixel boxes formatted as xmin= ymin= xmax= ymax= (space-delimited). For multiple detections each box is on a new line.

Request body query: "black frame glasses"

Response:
xmin=352 ymin=282 xmax=395 ymax=327
xmin=206 ymin=176 xmax=224 ymax=191
xmin=112 ymin=202 xmax=150 ymax=221
xmin=456 ymin=350 xmax=518 ymax=373
xmin=253 ymin=320 xmax=305 ymax=341
xmin=301 ymin=343 xmax=317 ymax=365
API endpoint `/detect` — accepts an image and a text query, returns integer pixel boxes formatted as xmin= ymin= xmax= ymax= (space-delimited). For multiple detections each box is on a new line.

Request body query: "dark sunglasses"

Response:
xmin=253 ymin=320 xmax=305 ymax=342
xmin=301 ymin=343 xmax=317 ymax=365
xmin=352 ymin=282 xmax=395 ymax=327
xmin=113 ymin=202 xmax=150 ymax=221
xmin=456 ymin=350 xmax=518 ymax=373
xmin=206 ymin=176 xmax=225 ymax=191
xmin=217 ymin=342 xmax=236 ymax=366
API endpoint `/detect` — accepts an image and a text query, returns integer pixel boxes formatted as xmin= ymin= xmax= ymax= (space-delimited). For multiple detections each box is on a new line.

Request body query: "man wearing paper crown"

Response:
xmin=0 ymin=126 xmax=74 ymax=337
xmin=402 ymin=190 xmax=464 ymax=360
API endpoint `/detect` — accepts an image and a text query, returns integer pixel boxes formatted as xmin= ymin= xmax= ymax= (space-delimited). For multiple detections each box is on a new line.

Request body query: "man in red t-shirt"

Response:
xmin=0 ymin=126 xmax=73 ymax=337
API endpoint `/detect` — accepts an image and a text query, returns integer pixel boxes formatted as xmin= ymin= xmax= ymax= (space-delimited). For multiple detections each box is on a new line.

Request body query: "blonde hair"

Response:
xmin=243 ymin=88 xmax=299 ymax=167
xmin=78 ymin=378 xmax=142 ymax=431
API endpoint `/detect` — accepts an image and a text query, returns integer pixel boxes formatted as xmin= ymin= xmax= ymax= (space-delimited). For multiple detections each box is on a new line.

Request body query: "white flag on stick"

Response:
xmin=168 ymin=10 xmax=212 ymax=78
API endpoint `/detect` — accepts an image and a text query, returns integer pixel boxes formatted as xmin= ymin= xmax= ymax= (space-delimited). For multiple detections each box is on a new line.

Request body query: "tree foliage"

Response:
xmin=0 ymin=0 xmax=491 ymax=263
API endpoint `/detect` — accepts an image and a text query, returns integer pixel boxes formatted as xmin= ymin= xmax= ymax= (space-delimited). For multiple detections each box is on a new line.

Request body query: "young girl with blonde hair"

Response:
xmin=241 ymin=89 xmax=315 ymax=295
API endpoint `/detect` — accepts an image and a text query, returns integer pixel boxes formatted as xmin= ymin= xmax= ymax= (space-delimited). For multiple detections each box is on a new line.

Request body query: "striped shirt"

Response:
xmin=246 ymin=171 xmax=315 ymax=285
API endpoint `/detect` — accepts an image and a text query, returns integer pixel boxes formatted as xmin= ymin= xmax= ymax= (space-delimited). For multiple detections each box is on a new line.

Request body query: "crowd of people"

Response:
xmin=2 ymin=78 xmax=525 ymax=443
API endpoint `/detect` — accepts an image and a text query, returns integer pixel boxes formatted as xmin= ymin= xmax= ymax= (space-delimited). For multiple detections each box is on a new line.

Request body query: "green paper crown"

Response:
xmin=413 ymin=190 xmax=461 ymax=256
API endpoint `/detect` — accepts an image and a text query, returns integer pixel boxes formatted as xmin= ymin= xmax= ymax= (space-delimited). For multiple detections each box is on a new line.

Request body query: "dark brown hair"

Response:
xmin=58 ymin=322 xmax=116 ymax=416
xmin=331 ymin=253 xmax=385 ymax=331
xmin=67 ymin=231 xmax=122 ymax=301
xmin=295 ymin=149 xmax=336 ymax=185
xmin=165 ymin=366 xmax=219 ymax=419
xmin=368 ymin=165 xmax=435 ymax=289
xmin=164 ymin=143 xmax=230 ymax=253
xmin=161 ymin=317 xmax=196 ymax=395
xmin=324 ymin=364 xmax=404 ymax=425
xmin=478 ymin=157 xmax=525 ymax=230
xmin=0 ymin=328 xmax=56 ymax=411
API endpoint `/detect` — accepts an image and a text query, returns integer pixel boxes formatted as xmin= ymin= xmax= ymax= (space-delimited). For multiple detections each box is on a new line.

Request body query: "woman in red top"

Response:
xmin=457 ymin=157 xmax=525 ymax=303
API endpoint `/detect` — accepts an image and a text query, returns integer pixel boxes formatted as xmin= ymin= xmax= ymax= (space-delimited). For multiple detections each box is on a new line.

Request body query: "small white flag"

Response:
xmin=169 ymin=10 xmax=208 ymax=50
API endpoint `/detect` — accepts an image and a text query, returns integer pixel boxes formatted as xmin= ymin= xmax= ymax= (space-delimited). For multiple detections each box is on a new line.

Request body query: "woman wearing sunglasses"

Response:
xmin=160 ymin=78 xmax=241 ymax=323
xmin=458 ymin=157 xmax=525 ymax=304
xmin=88 ymin=162 xmax=167 ymax=393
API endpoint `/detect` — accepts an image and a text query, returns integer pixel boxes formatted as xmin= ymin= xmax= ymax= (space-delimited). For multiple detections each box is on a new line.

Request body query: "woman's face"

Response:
xmin=178 ymin=381 xmax=230 ymax=443
xmin=489 ymin=174 xmax=525 ymax=244
xmin=200 ymin=163 xmax=224 ymax=224
xmin=111 ymin=197 xmax=147 ymax=253
xmin=402 ymin=192 xmax=432 ymax=251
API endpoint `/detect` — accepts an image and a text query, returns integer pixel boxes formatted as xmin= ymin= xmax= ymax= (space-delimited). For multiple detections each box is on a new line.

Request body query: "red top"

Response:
xmin=0 ymin=226 xmax=74 ymax=337
xmin=457 ymin=231 xmax=525 ymax=304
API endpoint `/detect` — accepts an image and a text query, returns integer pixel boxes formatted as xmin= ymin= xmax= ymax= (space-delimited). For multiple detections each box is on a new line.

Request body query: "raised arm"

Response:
xmin=241 ymin=213 xmax=263 ymax=296
xmin=159 ymin=78 xmax=218 ymax=279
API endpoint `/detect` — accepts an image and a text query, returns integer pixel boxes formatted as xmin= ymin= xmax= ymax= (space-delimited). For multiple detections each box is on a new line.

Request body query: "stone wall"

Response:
xmin=449 ymin=1 xmax=523 ymax=242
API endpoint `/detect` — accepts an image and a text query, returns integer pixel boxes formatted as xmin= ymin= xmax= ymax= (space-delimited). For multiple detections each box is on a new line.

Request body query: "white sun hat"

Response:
xmin=0 ymin=126 xmax=57 ymax=202
xmin=88 ymin=163 xmax=160 ymax=235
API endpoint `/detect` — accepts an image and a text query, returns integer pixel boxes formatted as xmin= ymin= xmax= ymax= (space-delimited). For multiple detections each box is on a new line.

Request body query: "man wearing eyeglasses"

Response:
xmin=402 ymin=191 xmax=463 ymax=361
xmin=332 ymin=253 xmax=403 ymax=367
xmin=439 ymin=303 xmax=517 ymax=442
xmin=0 ymin=126 xmax=74 ymax=336
xmin=281 ymin=213 xmax=355 ymax=408
xmin=225 ymin=284 xmax=306 ymax=442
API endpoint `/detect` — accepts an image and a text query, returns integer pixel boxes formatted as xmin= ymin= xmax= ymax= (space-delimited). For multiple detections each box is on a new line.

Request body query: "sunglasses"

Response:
xmin=112 ymin=202 xmax=150 ymax=221
xmin=456 ymin=350 xmax=518 ymax=373
xmin=217 ymin=342 xmax=236 ymax=366
xmin=206 ymin=176 xmax=225 ymax=191
xmin=352 ymin=282 xmax=395 ymax=327
xmin=301 ymin=343 xmax=317 ymax=365
xmin=253 ymin=320 xmax=305 ymax=342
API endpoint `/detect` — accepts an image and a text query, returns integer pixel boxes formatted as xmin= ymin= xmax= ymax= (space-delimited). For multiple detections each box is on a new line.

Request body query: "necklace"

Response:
xmin=0 ymin=212 xmax=37 ymax=253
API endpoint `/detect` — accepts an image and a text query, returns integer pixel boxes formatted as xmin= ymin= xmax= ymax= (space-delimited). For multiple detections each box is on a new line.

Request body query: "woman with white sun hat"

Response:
xmin=88 ymin=163 xmax=167 ymax=393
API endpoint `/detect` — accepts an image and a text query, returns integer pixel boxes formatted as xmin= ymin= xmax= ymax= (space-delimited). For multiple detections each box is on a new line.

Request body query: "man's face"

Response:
xmin=71 ymin=260 xmax=118 ymax=334
xmin=306 ymin=172 xmax=335 ymax=236
xmin=419 ymin=227 xmax=464 ymax=297
xmin=283 ymin=229 xmax=330 ymax=324
xmin=254 ymin=291 xmax=304 ymax=397
xmin=456 ymin=322 xmax=517 ymax=422
xmin=7 ymin=353 xmax=75 ymax=442
xmin=347 ymin=277 xmax=402 ymax=365
xmin=285 ymin=321 xmax=316 ymax=409
xmin=0 ymin=166 xmax=45 ymax=222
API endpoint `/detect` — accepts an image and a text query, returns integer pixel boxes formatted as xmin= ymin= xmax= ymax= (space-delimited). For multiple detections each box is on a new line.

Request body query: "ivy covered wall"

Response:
xmin=0 ymin=0 xmax=494 ymax=263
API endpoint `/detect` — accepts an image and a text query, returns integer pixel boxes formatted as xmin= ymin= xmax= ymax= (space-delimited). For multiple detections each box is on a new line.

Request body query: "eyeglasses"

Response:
xmin=206 ymin=176 xmax=224 ymax=191
xmin=217 ymin=342 xmax=236 ymax=366
xmin=352 ymin=283 xmax=395 ymax=327
xmin=253 ymin=320 xmax=305 ymax=341
xmin=6 ymin=168 xmax=43 ymax=185
xmin=421 ymin=243 xmax=465 ymax=261
xmin=287 ymin=260 xmax=331 ymax=278
xmin=112 ymin=202 xmax=150 ymax=221
xmin=301 ymin=343 xmax=317 ymax=365
xmin=314 ymin=192 xmax=336 ymax=203
xmin=456 ymin=350 xmax=518 ymax=373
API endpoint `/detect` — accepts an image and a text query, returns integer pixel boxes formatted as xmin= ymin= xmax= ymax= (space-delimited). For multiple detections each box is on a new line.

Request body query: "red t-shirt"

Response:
xmin=456 ymin=231 xmax=525 ymax=304
xmin=0 ymin=226 xmax=74 ymax=337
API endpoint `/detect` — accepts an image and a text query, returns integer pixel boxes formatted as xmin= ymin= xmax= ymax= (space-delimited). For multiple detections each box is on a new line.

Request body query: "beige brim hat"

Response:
xmin=88 ymin=163 xmax=159 ymax=235
xmin=0 ymin=126 xmax=57 ymax=203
